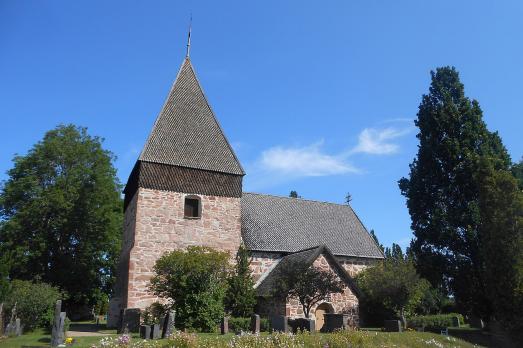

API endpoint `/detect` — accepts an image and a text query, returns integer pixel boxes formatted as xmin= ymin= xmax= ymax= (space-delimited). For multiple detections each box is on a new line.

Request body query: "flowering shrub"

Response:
xmin=90 ymin=330 xmax=476 ymax=348
xmin=166 ymin=331 xmax=198 ymax=348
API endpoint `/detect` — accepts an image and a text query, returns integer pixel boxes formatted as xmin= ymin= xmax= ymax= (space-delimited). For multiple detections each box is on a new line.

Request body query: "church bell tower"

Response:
xmin=108 ymin=54 xmax=244 ymax=326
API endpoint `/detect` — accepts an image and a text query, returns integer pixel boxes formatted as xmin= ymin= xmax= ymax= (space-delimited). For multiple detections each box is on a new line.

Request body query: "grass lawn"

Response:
xmin=0 ymin=329 xmax=485 ymax=348
xmin=0 ymin=328 xmax=109 ymax=348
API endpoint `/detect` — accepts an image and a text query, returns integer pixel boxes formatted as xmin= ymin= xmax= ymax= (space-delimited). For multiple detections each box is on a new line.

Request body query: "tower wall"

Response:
xmin=126 ymin=187 xmax=242 ymax=309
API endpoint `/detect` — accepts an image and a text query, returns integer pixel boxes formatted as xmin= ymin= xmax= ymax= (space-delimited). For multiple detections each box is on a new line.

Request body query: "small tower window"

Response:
xmin=184 ymin=195 xmax=201 ymax=218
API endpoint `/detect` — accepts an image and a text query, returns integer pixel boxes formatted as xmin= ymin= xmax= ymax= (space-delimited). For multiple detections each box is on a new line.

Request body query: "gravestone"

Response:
xmin=140 ymin=325 xmax=151 ymax=339
xmin=220 ymin=317 xmax=228 ymax=335
xmin=250 ymin=314 xmax=260 ymax=334
xmin=15 ymin=318 xmax=22 ymax=336
xmin=151 ymin=324 xmax=161 ymax=339
xmin=451 ymin=316 xmax=460 ymax=328
xmin=289 ymin=318 xmax=315 ymax=333
xmin=119 ymin=308 xmax=141 ymax=333
xmin=162 ymin=311 xmax=175 ymax=338
xmin=323 ymin=314 xmax=349 ymax=332
xmin=0 ymin=303 xmax=4 ymax=336
xmin=269 ymin=315 xmax=288 ymax=333
xmin=5 ymin=302 xmax=18 ymax=337
xmin=384 ymin=320 xmax=402 ymax=332
xmin=51 ymin=300 xmax=66 ymax=347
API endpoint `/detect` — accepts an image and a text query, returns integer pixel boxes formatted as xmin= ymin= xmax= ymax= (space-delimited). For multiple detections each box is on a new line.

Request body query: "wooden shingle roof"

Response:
xmin=241 ymin=193 xmax=384 ymax=259
xmin=139 ymin=58 xmax=244 ymax=176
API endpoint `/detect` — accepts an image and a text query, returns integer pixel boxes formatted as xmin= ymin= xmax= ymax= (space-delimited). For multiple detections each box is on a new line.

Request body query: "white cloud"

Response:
xmin=259 ymin=142 xmax=359 ymax=177
xmin=351 ymin=127 xmax=411 ymax=155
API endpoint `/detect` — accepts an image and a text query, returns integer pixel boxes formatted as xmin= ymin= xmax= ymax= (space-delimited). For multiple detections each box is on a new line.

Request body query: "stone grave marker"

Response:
xmin=51 ymin=300 xmax=66 ymax=347
xmin=451 ymin=316 xmax=460 ymax=328
xmin=5 ymin=302 xmax=18 ymax=337
xmin=162 ymin=311 xmax=175 ymax=338
xmin=269 ymin=315 xmax=288 ymax=333
xmin=151 ymin=323 xmax=161 ymax=339
xmin=220 ymin=317 xmax=228 ymax=335
xmin=250 ymin=314 xmax=260 ymax=334
xmin=140 ymin=325 xmax=151 ymax=339
xmin=119 ymin=308 xmax=141 ymax=333
xmin=0 ymin=303 xmax=3 ymax=336
xmin=15 ymin=318 xmax=22 ymax=336
xmin=323 ymin=314 xmax=350 ymax=332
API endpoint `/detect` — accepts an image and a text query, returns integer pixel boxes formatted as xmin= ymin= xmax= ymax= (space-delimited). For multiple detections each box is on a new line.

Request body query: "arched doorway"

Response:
xmin=315 ymin=303 xmax=334 ymax=331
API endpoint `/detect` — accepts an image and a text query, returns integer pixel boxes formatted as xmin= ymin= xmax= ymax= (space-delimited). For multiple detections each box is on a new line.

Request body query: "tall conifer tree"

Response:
xmin=399 ymin=67 xmax=511 ymax=318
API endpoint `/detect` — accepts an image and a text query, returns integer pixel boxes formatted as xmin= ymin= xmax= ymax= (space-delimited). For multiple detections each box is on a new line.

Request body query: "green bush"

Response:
xmin=408 ymin=313 xmax=464 ymax=329
xmin=149 ymin=246 xmax=231 ymax=332
xmin=228 ymin=317 xmax=270 ymax=333
xmin=3 ymin=279 xmax=63 ymax=331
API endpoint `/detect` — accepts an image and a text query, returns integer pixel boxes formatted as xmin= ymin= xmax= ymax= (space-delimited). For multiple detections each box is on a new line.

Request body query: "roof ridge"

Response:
xmin=243 ymin=191 xmax=352 ymax=208
xmin=184 ymin=59 xmax=245 ymax=175
xmin=139 ymin=58 xmax=188 ymax=161
xmin=137 ymin=57 xmax=244 ymax=175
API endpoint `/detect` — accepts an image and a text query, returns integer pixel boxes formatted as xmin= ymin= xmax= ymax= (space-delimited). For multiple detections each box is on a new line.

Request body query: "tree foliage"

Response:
xmin=369 ymin=229 xmax=384 ymax=252
xmin=512 ymin=158 xmax=523 ymax=190
xmin=477 ymin=160 xmax=523 ymax=338
xmin=149 ymin=246 xmax=230 ymax=332
xmin=3 ymin=279 xmax=62 ymax=331
xmin=0 ymin=124 xmax=123 ymax=307
xmin=398 ymin=67 xmax=511 ymax=318
xmin=225 ymin=244 xmax=257 ymax=317
xmin=273 ymin=261 xmax=344 ymax=318
xmin=356 ymin=255 xmax=429 ymax=328
xmin=289 ymin=190 xmax=300 ymax=198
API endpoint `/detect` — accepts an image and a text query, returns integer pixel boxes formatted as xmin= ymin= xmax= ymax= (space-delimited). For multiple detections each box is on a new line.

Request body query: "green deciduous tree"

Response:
xmin=149 ymin=246 xmax=230 ymax=332
xmin=225 ymin=244 xmax=257 ymax=317
xmin=274 ymin=262 xmax=344 ymax=319
xmin=0 ymin=124 xmax=123 ymax=308
xmin=356 ymin=256 xmax=429 ymax=328
xmin=3 ymin=280 xmax=62 ymax=331
xmin=398 ymin=67 xmax=511 ymax=319
xmin=289 ymin=190 xmax=300 ymax=198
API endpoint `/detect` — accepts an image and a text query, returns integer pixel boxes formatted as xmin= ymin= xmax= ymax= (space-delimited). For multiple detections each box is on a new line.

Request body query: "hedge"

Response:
xmin=408 ymin=313 xmax=464 ymax=329
xmin=228 ymin=317 xmax=270 ymax=333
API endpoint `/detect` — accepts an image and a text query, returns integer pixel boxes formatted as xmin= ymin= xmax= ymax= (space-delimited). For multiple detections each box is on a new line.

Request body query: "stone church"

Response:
xmin=108 ymin=54 xmax=384 ymax=330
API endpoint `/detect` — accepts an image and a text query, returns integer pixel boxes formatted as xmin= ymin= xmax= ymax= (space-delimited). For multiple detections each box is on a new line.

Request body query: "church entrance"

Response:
xmin=315 ymin=302 xmax=334 ymax=331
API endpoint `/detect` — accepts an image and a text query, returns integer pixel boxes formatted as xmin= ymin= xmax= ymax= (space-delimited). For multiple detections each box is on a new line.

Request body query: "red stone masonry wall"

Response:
xmin=126 ymin=187 xmax=242 ymax=309
xmin=285 ymin=255 xmax=360 ymax=323
xmin=250 ymin=251 xmax=283 ymax=283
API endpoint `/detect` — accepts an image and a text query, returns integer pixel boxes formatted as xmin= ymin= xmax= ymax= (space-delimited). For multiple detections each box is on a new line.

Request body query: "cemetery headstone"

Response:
xmin=250 ymin=314 xmax=260 ymax=334
xmin=15 ymin=318 xmax=22 ymax=336
xmin=384 ymin=320 xmax=402 ymax=332
xmin=451 ymin=316 xmax=460 ymax=328
xmin=119 ymin=308 xmax=141 ymax=333
xmin=220 ymin=317 xmax=228 ymax=335
xmin=5 ymin=303 xmax=18 ymax=337
xmin=0 ymin=303 xmax=3 ymax=336
xmin=151 ymin=323 xmax=161 ymax=339
xmin=323 ymin=313 xmax=350 ymax=332
xmin=140 ymin=325 xmax=151 ymax=339
xmin=51 ymin=300 xmax=66 ymax=347
xmin=161 ymin=310 xmax=175 ymax=338
xmin=269 ymin=315 xmax=289 ymax=333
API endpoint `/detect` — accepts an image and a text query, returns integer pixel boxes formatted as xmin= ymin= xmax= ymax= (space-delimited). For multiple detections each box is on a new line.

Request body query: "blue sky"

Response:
xmin=1 ymin=1 xmax=522 ymax=250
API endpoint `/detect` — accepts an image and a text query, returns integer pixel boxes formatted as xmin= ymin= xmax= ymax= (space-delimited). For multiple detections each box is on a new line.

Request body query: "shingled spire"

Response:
xmin=139 ymin=58 xmax=244 ymax=175
xmin=123 ymin=58 xmax=244 ymax=207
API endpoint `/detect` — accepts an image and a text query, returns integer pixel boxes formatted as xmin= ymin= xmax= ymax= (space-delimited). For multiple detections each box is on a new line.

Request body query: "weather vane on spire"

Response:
xmin=186 ymin=14 xmax=192 ymax=58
